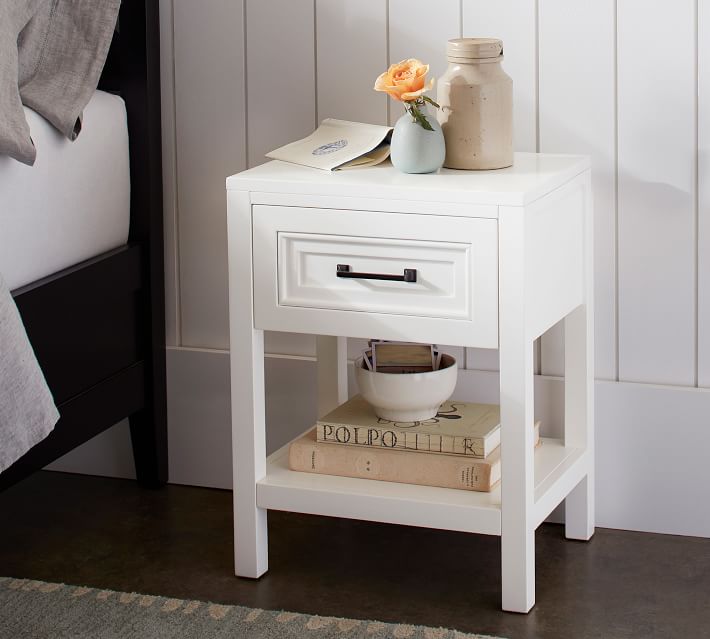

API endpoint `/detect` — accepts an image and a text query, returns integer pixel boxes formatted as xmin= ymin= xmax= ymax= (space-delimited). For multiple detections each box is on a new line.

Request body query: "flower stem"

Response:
xmin=405 ymin=98 xmax=435 ymax=131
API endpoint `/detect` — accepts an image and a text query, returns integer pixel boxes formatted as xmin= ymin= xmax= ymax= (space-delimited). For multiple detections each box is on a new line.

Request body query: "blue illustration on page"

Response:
xmin=312 ymin=139 xmax=348 ymax=155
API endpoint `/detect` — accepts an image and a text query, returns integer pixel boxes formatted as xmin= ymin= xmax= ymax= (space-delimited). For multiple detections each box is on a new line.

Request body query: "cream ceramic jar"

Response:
xmin=437 ymin=38 xmax=513 ymax=170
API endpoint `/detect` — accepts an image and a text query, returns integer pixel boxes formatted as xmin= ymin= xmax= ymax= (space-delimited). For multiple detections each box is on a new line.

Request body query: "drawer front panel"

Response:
xmin=253 ymin=205 xmax=498 ymax=346
xmin=279 ymin=232 xmax=471 ymax=319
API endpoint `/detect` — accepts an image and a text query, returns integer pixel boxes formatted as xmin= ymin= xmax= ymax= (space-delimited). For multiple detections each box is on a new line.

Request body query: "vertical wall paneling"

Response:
xmin=699 ymin=0 xmax=710 ymax=387
xmin=463 ymin=348 xmax=500 ymax=372
xmin=387 ymin=0 xmax=460 ymax=126
xmin=540 ymin=321 xmax=565 ymax=377
xmin=264 ymin=333 xmax=317 ymax=358
xmin=462 ymin=0 xmax=537 ymax=372
xmin=461 ymin=0 xmax=537 ymax=152
xmin=538 ymin=0 xmax=616 ymax=380
xmin=617 ymin=0 xmax=696 ymax=385
xmin=246 ymin=0 xmax=317 ymax=359
xmin=246 ymin=0 xmax=316 ymax=168
xmin=173 ymin=0 xmax=246 ymax=349
xmin=159 ymin=0 xmax=179 ymax=346
xmin=315 ymin=0 xmax=388 ymax=125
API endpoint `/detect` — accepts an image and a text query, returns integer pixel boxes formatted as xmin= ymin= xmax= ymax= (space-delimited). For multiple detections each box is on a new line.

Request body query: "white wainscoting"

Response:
xmin=50 ymin=1 xmax=710 ymax=537
xmin=51 ymin=349 xmax=710 ymax=538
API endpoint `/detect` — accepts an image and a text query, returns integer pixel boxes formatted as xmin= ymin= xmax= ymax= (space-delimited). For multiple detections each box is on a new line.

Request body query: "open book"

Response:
xmin=265 ymin=119 xmax=393 ymax=171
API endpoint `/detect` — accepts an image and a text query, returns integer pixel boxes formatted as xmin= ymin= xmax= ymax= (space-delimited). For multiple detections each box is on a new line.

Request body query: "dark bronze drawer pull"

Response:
xmin=336 ymin=264 xmax=417 ymax=283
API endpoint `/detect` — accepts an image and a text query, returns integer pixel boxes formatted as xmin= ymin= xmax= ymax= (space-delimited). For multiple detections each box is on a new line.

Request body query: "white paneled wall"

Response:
xmin=173 ymin=0 xmax=246 ymax=349
xmin=462 ymin=0 xmax=537 ymax=152
xmin=538 ymin=0 xmax=617 ymax=380
xmin=77 ymin=0 xmax=708 ymax=536
xmin=617 ymin=0 xmax=697 ymax=386
xmin=165 ymin=0 xmax=707 ymax=390
xmin=316 ymin=0 xmax=388 ymax=125
xmin=699 ymin=0 xmax=710 ymax=388
xmin=246 ymin=0 xmax=316 ymax=169
xmin=388 ymin=0 xmax=460 ymax=126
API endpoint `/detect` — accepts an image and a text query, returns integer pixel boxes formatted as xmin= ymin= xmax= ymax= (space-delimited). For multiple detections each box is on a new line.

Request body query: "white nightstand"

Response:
xmin=226 ymin=153 xmax=594 ymax=613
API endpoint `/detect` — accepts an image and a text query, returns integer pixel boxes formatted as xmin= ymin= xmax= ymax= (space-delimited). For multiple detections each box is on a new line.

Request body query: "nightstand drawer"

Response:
xmin=252 ymin=205 xmax=498 ymax=346
xmin=278 ymin=232 xmax=472 ymax=319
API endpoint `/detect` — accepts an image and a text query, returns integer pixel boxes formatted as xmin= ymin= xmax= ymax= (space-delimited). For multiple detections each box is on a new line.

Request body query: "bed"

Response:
xmin=0 ymin=1 xmax=166 ymax=490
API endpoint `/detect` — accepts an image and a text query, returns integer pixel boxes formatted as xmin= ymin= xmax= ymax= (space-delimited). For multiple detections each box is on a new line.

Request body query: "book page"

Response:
xmin=266 ymin=119 xmax=393 ymax=171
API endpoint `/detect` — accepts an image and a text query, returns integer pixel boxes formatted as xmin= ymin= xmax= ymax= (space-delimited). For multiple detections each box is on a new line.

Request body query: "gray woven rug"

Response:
xmin=0 ymin=577 xmax=504 ymax=639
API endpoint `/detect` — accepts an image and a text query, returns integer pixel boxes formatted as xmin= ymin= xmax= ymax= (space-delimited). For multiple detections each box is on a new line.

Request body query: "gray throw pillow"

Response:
xmin=19 ymin=0 xmax=120 ymax=142
xmin=0 ymin=0 xmax=48 ymax=165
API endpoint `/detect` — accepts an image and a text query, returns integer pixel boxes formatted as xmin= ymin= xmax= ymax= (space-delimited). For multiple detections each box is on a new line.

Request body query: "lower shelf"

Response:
xmin=257 ymin=436 xmax=588 ymax=536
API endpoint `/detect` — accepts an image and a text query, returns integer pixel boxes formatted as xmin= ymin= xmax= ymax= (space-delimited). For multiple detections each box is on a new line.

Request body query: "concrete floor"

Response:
xmin=0 ymin=472 xmax=708 ymax=639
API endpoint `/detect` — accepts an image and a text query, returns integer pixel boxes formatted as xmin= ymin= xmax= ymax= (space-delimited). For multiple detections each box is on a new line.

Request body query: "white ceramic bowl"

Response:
xmin=354 ymin=353 xmax=458 ymax=422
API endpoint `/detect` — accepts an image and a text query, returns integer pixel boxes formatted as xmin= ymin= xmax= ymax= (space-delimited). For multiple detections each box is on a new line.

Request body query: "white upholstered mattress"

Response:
xmin=0 ymin=90 xmax=130 ymax=291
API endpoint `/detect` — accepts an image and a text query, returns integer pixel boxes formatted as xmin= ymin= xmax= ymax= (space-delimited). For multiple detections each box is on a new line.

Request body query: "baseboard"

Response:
xmin=47 ymin=346 xmax=710 ymax=537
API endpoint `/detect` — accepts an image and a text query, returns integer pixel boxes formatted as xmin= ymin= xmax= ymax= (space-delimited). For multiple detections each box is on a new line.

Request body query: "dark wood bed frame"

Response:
xmin=0 ymin=1 xmax=167 ymax=490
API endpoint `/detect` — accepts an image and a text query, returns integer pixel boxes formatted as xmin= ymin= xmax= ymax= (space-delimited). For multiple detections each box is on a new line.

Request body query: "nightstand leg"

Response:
xmin=231 ymin=328 xmax=268 ymax=578
xmin=499 ymin=338 xmax=536 ymax=613
xmin=499 ymin=207 xmax=536 ymax=613
xmin=564 ymin=304 xmax=595 ymax=540
xmin=228 ymin=190 xmax=268 ymax=578
xmin=316 ymin=336 xmax=348 ymax=417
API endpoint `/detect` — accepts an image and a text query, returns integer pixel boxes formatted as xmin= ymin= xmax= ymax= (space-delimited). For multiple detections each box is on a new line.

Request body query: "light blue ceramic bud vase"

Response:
xmin=390 ymin=106 xmax=446 ymax=174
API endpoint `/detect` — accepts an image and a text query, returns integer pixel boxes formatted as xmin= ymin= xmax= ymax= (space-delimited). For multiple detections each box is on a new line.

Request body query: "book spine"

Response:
xmin=289 ymin=437 xmax=494 ymax=492
xmin=316 ymin=423 xmax=486 ymax=457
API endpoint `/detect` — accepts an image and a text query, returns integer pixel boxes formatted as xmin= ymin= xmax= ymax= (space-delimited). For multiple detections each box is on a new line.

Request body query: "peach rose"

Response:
xmin=374 ymin=58 xmax=434 ymax=102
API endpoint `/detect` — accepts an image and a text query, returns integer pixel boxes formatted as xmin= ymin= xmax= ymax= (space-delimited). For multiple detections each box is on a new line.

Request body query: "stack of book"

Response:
xmin=289 ymin=395 xmax=541 ymax=492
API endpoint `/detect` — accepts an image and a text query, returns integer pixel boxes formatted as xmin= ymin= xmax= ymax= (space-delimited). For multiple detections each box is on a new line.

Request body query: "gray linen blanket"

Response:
xmin=0 ymin=274 xmax=58 ymax=473
xmin=1 ymin=0 xmax=120 ymax=164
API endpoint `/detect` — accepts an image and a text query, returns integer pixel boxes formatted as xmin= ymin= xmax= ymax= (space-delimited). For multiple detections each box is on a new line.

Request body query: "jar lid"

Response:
xmin=446 ymin=38 xmax=503 ymax=60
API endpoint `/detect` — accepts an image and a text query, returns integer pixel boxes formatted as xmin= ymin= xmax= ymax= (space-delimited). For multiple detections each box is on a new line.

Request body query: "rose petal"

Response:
xmin=400 ymin=90 xmax=423 ymax=101
xmin=415 ymin=63 xmax=430 ymax=77
xmin=373 ymin=71 xmax=392 ymax=91
xmin=375 ymin=59 xmax=432 ymax=102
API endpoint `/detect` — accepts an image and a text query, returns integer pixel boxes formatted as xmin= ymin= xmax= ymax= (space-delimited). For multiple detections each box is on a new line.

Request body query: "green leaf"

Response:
xmin=422 ymin=95 xmax=440 ymax=109
xmin=408 ymin=101 xmax=434 ymax=131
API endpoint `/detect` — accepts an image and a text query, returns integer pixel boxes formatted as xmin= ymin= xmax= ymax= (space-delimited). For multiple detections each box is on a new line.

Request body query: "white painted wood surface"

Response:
xmin=165 ymin=347 xmax=231 ymax=489
xmin=229 ymin=157 xmax=594 ymax=611
xmin=699 ymin=0 xmax=710 ymax=388
xmin=227 ymin=153 xmax=588 ymax=206
xmin=595 ymin=380 xmax=710 ymax=537
xmin=159 ymin=0 xmax=179 ymax=346
xmin=279 ymin=234 xmax=473 ymax=319
xmin=498 ymin=203 xmax=537 ymax=612
xmin=524 ymin=181 xmax=586 ymax=340
xmin=173 ymin=0 xmax=246 ymax=349
xmin=617 ymin=0 xmax=696 ymax=385
xmin=563 ymin=173 xmax=595 ymax=541
xmin=255 ymin=205 xmax=497 ymax=323
xmin=315 ymin=0 xmax=388 ymax=125
xmin=228 ymin=190 xmax=268 ymax=578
